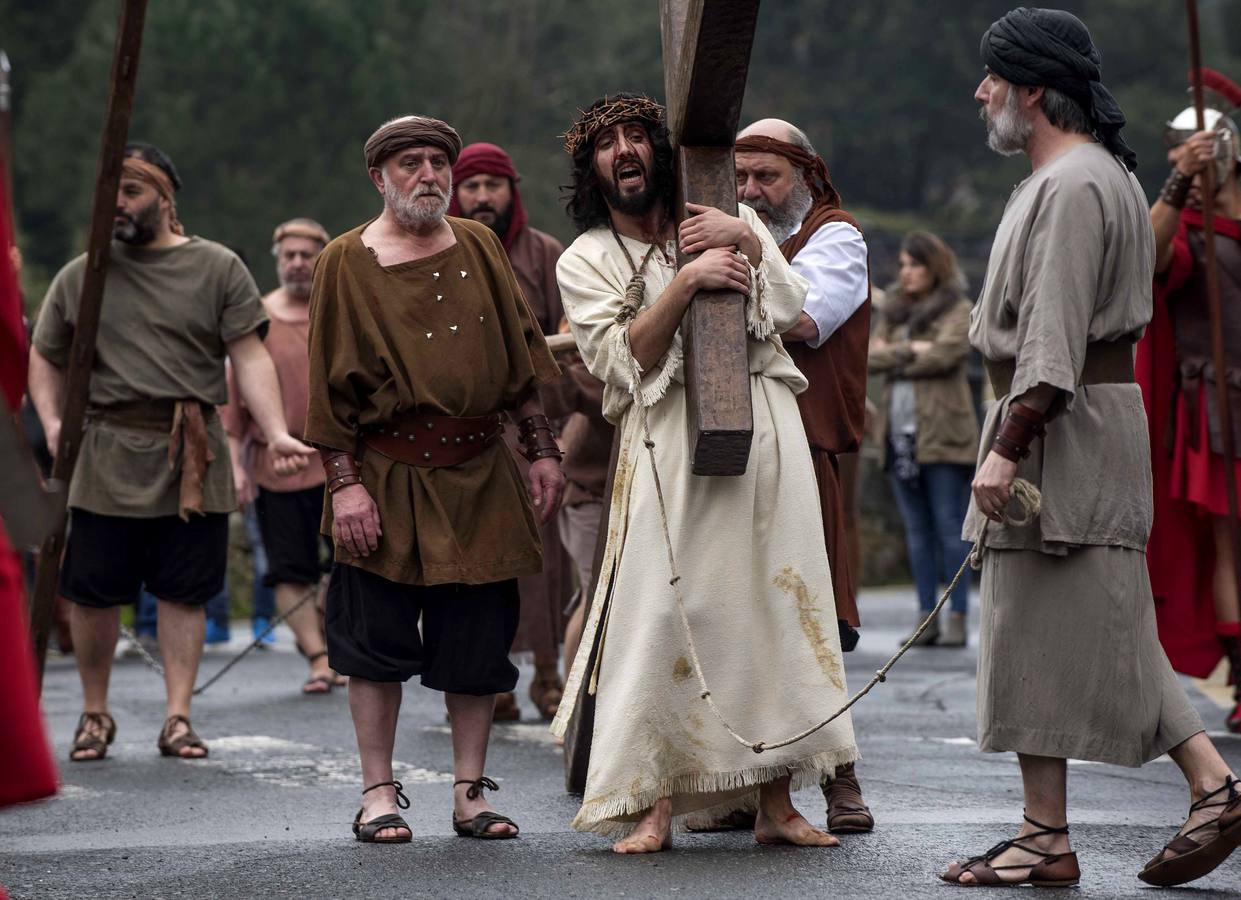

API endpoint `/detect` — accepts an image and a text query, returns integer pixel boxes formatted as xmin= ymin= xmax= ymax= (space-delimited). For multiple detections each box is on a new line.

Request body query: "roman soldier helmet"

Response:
xmin=1165 ymin=67 xmax=1241 ymax=182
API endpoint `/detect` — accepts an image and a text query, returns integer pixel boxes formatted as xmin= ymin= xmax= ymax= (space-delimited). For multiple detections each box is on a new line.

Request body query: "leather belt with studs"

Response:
xmin=361 ymin=413 xmax=504 ymax=468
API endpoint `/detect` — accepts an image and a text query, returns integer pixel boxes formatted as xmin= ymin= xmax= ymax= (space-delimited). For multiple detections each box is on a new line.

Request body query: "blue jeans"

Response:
xmin=243 ymin=504 xmax=275 ymax=621
xmin=136 ymin=585 xmax=229 ymax=632
xmin=888 ymin=463 xmax=973 ymax=613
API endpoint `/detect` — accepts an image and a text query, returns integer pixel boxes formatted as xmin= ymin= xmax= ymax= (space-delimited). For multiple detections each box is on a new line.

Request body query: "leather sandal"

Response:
xmin=823 ymin=764 xmax=874 ymax=834
xmin=493 ymin=691 xmax=520 ymax=722
xmin=157 ymin=714 xmax=208 ymax=759
xmin=452 ymin=777 xmax=520 ymax=839
xmin=70 ymin=711 xmax=116 ymax=762
xmin=1138 ymin=775 xmax=1241 ymax=887
xmin=353 ymin=780 xmax=412 ymax=844
xmin=529 ymin=669 xmax=564 ymax=721
xmin=941 ymin=814 xmax=1080 ymax=887
xmin=685 ymin=808 xmax=757 ymax=833
xmin=303 ymin=651 xmax=334 ymax=694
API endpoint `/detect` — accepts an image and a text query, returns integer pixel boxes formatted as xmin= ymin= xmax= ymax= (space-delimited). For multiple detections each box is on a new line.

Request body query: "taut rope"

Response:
xmin=119 ymin=582 xmax=320 ymax=695
xmin=636 ymin=405 xmax=1041 ymax=754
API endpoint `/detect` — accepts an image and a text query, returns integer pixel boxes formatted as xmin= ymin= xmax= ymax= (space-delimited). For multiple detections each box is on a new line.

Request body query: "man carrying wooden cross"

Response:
xmin=551 ymin=93 xmax=858 ymax=853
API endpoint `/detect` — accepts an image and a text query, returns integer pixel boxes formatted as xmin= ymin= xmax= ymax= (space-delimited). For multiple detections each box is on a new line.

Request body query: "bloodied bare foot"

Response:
xmin=755 ymin=775 xmax=839 ymax=847
xmin=613 ymin=797 xmax=673 ymax=854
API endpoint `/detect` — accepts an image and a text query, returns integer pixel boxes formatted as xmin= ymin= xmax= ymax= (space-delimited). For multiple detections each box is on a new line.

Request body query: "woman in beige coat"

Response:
xmin=870 ymin=232 xmax=979 ymax=646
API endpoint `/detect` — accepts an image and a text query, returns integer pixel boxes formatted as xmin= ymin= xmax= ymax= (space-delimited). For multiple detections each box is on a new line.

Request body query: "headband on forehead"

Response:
xmin=272 ymin=219 xmax=330 ymax=247
xmin=734 ymin=135 xmax=841 ymax=209
xmin=121 ymin=157 xmax=184 ymax=235
xmin=562 ymin=94 xmax=665 ymax=156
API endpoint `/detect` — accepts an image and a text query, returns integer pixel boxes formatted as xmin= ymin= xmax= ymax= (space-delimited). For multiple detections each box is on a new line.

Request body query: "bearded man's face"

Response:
xmin=377 ymin=147 xmax=452 ymax=230
xmin=592 ymin=121 xmax=659 ymax=216
xmin=113 ymin=177 xmax=164 ymax=245
xmin=275 ymin=235 xmax=322 ymax=300
xmin=457 ymin=174 xmax=514 ymax=237
xmin=977 ymin=73 xmax=1033 ymax=157
xmin=735 ymin=151 xmax=813 ymax=244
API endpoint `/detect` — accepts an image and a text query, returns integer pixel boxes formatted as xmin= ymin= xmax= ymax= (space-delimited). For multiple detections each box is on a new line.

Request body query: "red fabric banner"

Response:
xmin=0 ymin=523 xmax=58 ymax=808
xmin=0 ymin=156 xmax=57 ymax=809
xmin=0 ymin=159 xmax=25 ymax=411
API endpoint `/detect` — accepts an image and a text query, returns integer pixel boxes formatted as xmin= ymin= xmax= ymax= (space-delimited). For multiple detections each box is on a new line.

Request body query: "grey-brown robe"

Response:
xmin=966 ymin=142 xmax=1202 ymax=766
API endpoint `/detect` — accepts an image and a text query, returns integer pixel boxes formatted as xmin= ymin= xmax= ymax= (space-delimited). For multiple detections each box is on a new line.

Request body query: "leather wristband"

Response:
xmin=991 ymin=400 xmax=1048 ymax=462
xmin=1160 ymin=167 xmax=1192 ymax=210
xmin=517 ymin=415 xmax=563 ymax=464
xmin=322 ymin=450 xmax=363 ymax=493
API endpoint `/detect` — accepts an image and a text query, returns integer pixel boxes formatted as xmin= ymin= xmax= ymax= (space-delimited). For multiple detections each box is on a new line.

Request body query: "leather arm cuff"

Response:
xmin=517 ymin=414 xmax=563 ymax=464
xmin=1160 ymin=168 xmax=1192 ymax=210
xmin=322 ymin=451 xmax=363 ymax=493
xmin=991 ymin=400 xmax=1048 ymax=463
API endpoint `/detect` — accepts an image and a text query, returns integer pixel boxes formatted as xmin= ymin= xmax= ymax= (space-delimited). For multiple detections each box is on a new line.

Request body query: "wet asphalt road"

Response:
xmin=3 ymin=586 xmax=1239 ymax=899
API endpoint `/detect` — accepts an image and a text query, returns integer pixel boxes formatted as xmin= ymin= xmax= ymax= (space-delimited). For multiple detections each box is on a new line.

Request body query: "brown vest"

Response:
xmin=780 ymin=207 xmax=872 ymax=454
xmin=1177 ymin=230 xmax=1241 ymax=456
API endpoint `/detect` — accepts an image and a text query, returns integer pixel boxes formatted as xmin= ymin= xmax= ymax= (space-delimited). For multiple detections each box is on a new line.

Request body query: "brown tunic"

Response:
xmin=304 ymin=216 xmax=559 ymax=586
xmin=501 ymin=223 xmax=573 ymax=658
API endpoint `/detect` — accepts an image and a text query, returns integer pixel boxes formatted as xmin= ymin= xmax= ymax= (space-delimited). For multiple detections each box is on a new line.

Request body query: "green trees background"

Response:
xmin=5 ymin=0 xmax=1241 ymax=302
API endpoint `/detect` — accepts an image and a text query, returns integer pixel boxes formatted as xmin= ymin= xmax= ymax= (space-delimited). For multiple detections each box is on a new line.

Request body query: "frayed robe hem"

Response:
xmin=569 ymin=745 xmax=859 ymax=839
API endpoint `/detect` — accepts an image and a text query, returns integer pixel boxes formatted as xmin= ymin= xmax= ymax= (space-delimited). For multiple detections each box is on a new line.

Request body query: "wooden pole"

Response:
xmin=29 ymin=0 xmax=148 ymax=689
xmin=1185 ymin=0 xmax=1241 ymax=614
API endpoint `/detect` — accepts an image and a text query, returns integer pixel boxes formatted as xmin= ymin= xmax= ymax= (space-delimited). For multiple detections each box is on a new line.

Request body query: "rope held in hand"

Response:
xmin=638 ymin=407 xmax=1042 ymax=754
xmin=119 ymin=582 xmax=320 ymax=695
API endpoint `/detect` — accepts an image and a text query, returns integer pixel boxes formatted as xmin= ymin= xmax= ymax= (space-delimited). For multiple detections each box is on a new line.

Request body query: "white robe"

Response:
xmin=551 ymin=205 xmax=858 ymax=837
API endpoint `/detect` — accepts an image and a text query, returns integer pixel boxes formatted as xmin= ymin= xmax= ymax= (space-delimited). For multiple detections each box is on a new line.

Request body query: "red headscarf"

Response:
xmin=448 ymin=142 xmax=528 ymax=251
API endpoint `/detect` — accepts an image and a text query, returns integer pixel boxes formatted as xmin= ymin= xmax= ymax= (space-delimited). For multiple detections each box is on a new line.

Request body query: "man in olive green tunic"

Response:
xmin=941 ymin=9 xmax=1238 ymax=889
xmin=305 ymin=116 xmax=564 ymax=843
xmin=28 ymin=142 xmax=312 ymax=764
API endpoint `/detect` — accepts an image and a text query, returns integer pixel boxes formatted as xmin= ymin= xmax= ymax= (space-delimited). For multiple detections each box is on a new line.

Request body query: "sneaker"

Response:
xmin=204 ymin=620 xmax=231 ymax=647
xmin=252 ymin=617 xmax=276 ymax=649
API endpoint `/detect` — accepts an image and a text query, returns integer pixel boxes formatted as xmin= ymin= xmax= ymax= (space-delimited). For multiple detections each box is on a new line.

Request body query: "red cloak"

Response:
xmin=1138 ymin=208 xmax=1241 ymax=676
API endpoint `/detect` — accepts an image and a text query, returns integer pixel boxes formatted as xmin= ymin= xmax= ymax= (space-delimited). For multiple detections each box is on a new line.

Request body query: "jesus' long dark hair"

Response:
xmin=563 ymin=99 xmax=676 ymax=234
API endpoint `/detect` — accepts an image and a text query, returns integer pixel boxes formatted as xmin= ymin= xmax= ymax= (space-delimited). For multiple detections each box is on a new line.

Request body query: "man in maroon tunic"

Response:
xmin=449 ymin=142 xmax=571 ymax=721
xmin=735 ymin=118 xmax=874 ymax=834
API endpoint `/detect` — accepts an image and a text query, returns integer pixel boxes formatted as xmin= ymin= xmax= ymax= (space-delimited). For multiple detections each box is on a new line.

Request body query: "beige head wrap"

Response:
xmin=364 ymin=116 xmax=462 ymax=171
xmin=271 ymin=217 xmax=330 ymax=248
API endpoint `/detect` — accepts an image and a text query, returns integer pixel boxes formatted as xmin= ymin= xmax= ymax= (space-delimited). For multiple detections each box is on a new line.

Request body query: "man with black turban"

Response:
xmin=940 ymin=9 xmax=1239 ymax=889
xmin=306 ymin=115 xmax=565 ymax=843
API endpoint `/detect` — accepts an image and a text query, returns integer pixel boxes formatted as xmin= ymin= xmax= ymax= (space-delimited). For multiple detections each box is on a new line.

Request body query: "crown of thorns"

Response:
xmin=562 ymin=94 xmax=666 ymax=155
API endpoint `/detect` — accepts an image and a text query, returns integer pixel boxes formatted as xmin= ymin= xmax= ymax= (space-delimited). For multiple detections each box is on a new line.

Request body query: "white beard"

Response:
xmin=384 ymin=174 xmax=451 ymax=229
xmin=983 ymin=89 xmax=1033 ymax=157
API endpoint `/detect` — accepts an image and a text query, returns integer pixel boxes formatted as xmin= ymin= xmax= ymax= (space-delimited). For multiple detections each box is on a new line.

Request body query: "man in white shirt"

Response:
xmin=736 ymin=118 xmax=874 ymax=835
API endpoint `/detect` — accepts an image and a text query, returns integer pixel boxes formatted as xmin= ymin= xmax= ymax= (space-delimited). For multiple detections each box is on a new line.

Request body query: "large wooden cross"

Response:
xmin=562 ymin=0 xmax=760 ymax=792
xmin=662 ymin=0 xmax=760 ymax=477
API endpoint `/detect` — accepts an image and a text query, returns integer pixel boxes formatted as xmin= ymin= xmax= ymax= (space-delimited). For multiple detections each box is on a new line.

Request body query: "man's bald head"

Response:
xmin=735 ymin=119 xmax=819 ymax=242
xmin=738 ymin=118 xmax=815 ymax=156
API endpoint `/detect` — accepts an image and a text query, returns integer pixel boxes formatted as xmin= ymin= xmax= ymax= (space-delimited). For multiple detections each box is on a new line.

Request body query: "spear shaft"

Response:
xmin=1185 ymin=0 xmax=1241 ymax=616
xmin=28 ymin=0 xmax=149 ymax=688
